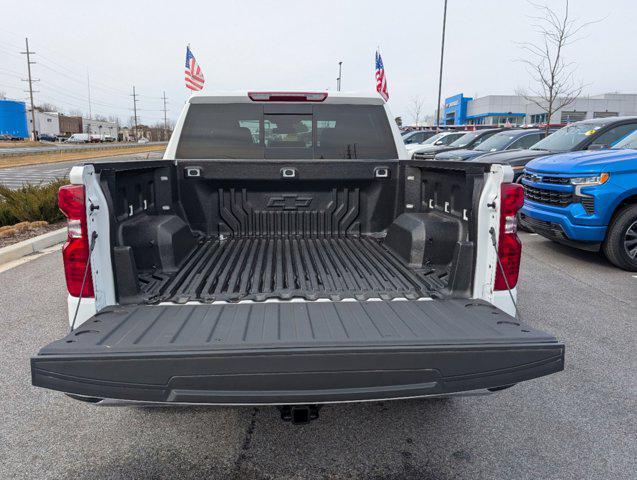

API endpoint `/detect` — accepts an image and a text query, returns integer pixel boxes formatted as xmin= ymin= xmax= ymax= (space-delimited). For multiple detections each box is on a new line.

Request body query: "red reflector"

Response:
xmin=494 ymin=183 xmax=524 ymax=291
xmin=58 ymin=185 xmax=94 ymax=298
xmin=247 ymin=92 xmax=328 ymax=102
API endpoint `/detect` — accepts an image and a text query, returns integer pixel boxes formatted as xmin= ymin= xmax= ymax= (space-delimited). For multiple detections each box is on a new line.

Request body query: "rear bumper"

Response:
xmin=32 ymin=343 xmax=564 ymax=405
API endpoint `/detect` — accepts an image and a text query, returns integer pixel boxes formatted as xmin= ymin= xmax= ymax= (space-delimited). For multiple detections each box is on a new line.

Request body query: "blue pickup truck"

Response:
xmin=520 ymin=130 xmax=637 ymax=271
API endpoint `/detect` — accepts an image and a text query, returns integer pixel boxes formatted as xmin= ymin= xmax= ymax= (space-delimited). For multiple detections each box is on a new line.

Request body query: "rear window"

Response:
xmin=176 ymin=103 xmax=397 ymax=159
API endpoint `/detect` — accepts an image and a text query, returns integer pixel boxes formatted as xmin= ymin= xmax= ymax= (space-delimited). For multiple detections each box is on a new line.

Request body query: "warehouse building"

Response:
xmin=443 ymin=93 xmax=637 ymax=126
xmin=0 ymin=100 xmax=29 ymax=138
xmin=58 ymin=114 xmax=83 ymax=136
xmin=83 ymin=118 xmax=118 ymax=138
xmin=27 ymin=109 xmax=60 ymax=137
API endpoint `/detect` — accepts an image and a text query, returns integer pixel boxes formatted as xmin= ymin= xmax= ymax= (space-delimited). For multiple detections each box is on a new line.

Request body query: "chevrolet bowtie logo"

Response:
xmin=267 ymin=195 xmax=313 ymax=210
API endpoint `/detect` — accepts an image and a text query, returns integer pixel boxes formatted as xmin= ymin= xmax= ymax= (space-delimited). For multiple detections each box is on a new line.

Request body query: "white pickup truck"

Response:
xmin=31 ymin=91 xmax=563 ymax=424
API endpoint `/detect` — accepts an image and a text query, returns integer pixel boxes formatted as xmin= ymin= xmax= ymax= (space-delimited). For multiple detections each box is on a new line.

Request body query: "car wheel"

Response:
xmin=602 ymin=204 xmax=637 ymax=271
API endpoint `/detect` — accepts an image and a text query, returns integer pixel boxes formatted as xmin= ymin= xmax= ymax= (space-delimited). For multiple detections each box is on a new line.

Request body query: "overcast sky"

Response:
xmin=0 ymin=0 xmax=635 ymax=126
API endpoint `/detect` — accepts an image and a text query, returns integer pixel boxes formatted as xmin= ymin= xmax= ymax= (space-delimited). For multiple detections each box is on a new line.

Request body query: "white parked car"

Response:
xmin=137 ymin=137 xmax=150 ymax=143
xmin=406 ymin=131 xmax=467 ymax=158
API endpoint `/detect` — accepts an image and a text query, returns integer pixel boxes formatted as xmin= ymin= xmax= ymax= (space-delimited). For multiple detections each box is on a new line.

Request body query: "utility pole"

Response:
xmin=162 ymin=91 xmax=168 ymax=141
xmin=131 ymin=86 xmax=139 ymax=141
xmin=337 ymin=61 xmax=342 ymax=92
xmin=20 ymin=38 xmax=39 ymax=140
xmin=86 ymin=69 xmax=92 ymax=119
xmin=435 ymin=0 xmax=448 ymax=131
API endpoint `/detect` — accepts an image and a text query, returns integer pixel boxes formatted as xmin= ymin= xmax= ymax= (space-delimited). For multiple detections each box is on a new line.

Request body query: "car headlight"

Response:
xmin=570 ymin=173 xmax=609 ymax=186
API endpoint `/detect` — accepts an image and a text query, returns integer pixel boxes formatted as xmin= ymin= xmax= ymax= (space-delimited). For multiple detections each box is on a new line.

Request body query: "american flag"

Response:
xmin=375 ymin=50 xmax=389 ymax=102
xmin=185 ymin=46 xmax=205 ymax=91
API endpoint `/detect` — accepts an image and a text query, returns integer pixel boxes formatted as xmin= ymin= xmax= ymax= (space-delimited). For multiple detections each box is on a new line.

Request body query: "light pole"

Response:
xmin=337 ymin=61 xmax=342 ymax=91
xmin=435 ymin=0 xmax=448 ymax=130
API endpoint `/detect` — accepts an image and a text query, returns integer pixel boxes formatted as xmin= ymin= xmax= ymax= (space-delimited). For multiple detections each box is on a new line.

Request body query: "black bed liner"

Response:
xmin=31 ymin=299 xmax=564 ymax=404
xmin=139 ymin=236 xmax=444 ymax=304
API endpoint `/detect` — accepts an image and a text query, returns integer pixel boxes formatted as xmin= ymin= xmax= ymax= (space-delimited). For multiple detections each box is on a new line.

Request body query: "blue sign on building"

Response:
xmin=0 ymin=100 xmax=29 ymax=138
xmin=442 ymin=94 xmax=472 ymax=125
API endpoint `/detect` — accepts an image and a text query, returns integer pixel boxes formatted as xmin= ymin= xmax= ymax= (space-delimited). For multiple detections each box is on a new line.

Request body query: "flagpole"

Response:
xmin=435 ymin=0 xmax=448 ymax=131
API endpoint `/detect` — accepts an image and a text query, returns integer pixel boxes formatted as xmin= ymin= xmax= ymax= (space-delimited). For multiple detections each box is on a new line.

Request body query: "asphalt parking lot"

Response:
xmin=1 ymin=233 xmax=635 ymax=480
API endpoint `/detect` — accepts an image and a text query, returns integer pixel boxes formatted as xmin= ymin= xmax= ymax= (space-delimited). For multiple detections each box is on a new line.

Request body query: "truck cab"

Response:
xmin=520 ymin=130 xmax=637 ymax=270
xmin=30 ymin=92 xmax=563 ymax=418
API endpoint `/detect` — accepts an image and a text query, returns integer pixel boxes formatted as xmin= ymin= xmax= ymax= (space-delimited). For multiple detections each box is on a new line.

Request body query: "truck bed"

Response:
xmin=138 ymin=235 xmax=443 ymax=304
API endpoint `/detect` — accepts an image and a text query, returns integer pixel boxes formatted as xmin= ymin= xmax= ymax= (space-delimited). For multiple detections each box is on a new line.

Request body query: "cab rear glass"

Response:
xmin=176 ymin=103 xmax=397 ymax=159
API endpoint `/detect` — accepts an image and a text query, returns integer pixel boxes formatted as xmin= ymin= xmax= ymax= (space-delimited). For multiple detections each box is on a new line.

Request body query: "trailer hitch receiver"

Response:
xmin=278 ymin=405 xmax=321 ymax=424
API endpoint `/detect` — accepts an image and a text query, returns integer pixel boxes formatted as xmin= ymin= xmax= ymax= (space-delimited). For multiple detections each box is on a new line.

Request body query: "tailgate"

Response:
xmin=31 ymin=300 xmax=564 ymax=404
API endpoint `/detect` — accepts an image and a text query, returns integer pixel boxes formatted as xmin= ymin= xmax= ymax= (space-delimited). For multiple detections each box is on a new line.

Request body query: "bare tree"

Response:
xmin=0 ymin=91 xmax=7 ymax=100
xmin=515 ymin=1 xmax=599 ymax=133
xmin=36 ymin=102 xmax=59 ymax=112
xmin=408 ymin=96 xmax=426 ymax=127
xmin=69 ymin=109 xmax=83 ymax=117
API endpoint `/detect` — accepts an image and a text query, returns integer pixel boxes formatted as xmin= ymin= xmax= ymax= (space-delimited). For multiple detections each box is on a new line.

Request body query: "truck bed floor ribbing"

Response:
xmin=138 ymin=236 xmax=442 ymax=303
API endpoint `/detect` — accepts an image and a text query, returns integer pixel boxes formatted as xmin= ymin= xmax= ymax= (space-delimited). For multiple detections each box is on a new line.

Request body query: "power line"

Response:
xmin=20 ymin=37 xmax=38 ymax=140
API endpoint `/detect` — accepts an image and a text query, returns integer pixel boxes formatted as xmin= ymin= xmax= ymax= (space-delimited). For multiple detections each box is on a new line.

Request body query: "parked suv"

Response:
xmin=475 ymin=117 xmax=637 ymax=179
xmin=412 ymin=128 xmax=505 ymax=160
xmin=436 ymin=129 xmax=549 ymax=162
xmin=520 ymin=129 xmax=637 ymax=270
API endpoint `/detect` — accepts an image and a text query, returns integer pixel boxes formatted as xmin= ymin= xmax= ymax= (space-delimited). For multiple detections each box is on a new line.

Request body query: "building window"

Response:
xmin=593 ymin=111 xmax=618 ymax=119
xmin=530 ymin=113 xmax=548 ymax=124
xmin=560 ymin=111 xmax=586 ymax=123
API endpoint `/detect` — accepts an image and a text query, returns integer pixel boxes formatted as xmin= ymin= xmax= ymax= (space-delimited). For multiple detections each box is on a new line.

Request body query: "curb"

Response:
xmin=0 ymin=228 xmax=66 ymax=265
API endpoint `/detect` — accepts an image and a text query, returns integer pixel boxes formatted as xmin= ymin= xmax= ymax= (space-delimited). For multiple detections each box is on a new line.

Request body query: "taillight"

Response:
xmin=247 ymin=92 xmax=328 ymax=102
xmin=494 ymin=183 xmax=524 ymax=291
xmin=58 ymin=185 xmax=94 ymax=297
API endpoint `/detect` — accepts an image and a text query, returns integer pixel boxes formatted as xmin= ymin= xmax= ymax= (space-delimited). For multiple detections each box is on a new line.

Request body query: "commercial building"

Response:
xmin=0 ymin=100 xmax=29 ymax=138
xmin=443 ymin=93 xmax=637 ymax=126
xmin=27 ymin=109 xmax=61 ymax=137
xmin=58 ymin=114 xmax=83 ymax=136
xmin=83 ymin=118 xmax=118 ymax=138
